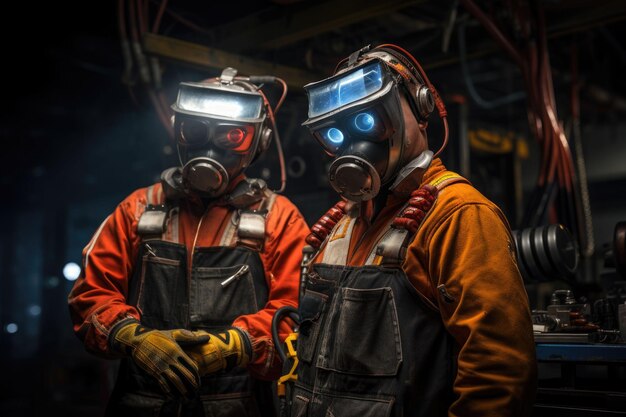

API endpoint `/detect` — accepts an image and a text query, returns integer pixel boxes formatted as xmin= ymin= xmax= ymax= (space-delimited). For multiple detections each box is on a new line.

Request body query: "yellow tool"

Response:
xmin=277 ymin=332 xmax=299 ymax=398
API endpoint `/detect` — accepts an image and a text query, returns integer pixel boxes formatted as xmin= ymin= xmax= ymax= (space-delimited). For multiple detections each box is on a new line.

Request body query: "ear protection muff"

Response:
xmin=258 ymin=125 xmax=273 ymax=154
xmin=371 ymin=46 xmax=435 ymax=123
xmin=415 ymin=85 xmax=435 ymax=121
xmin=249 ymin=122 xmax=272 ymax=164
xmin=333 ymin=44 xmax=449 ymax=158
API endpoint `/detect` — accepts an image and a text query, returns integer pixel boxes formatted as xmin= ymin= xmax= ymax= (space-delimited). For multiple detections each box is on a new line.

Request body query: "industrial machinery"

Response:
xmin=512 ymin=222 xmax=626 ymax=416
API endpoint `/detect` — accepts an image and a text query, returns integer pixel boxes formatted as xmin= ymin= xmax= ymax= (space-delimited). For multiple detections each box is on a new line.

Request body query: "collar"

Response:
xmin=182 ymin=173 xmax=248 ymax=213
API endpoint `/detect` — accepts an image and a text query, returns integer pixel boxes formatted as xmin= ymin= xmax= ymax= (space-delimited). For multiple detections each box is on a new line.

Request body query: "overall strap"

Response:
xmin=137 ymin=184 xmax=177 ymax=241
xmin=367 ymin=171 xmax=469 ymax=267
xmin=219 ymin=179 xmax=277 ymax=252
xmin=236 ymin=191 xmax=277 ymax=251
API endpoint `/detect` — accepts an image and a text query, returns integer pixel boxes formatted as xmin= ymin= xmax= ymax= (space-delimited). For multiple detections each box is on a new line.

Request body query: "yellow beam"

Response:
xmin=143 ymin=33 xmax=320 ymax=89
xmin=211 ymin=0 xmax=424 ymax=50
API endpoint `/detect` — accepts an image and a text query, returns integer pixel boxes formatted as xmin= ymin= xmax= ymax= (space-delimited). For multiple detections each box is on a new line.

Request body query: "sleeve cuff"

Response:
xmin=107 ymin=317 xmax=140 ymax=355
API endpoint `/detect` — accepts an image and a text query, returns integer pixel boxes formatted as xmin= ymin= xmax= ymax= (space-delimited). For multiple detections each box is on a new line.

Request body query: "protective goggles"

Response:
xmin=173 ymin=82 xmax=265 ymax=121
xmin=176 ymin=116 xmax=257 ymax=153
xmin=172 ymin=82 xmax=266 ymax=154
xmin=303 ymin=60 xmax=400 ymax=155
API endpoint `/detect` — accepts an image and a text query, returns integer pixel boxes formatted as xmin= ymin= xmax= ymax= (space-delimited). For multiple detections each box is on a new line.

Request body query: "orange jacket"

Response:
xmin=68 ymin=181 xmax=310 ymax=380
xmin=317 ymin=158 xmax=537 ymax=417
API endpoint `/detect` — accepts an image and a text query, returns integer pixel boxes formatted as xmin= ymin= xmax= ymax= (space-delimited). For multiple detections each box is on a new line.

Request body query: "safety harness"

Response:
xmin=319 ymin=170 xmax=468 ymax=267
xmin=136 ymin=176 xmax=276 ymax=250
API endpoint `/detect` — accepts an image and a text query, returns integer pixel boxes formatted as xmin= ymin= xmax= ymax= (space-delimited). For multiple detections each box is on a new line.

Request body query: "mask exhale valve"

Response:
xmin=329 ymin=156 xmax=381 ymax=202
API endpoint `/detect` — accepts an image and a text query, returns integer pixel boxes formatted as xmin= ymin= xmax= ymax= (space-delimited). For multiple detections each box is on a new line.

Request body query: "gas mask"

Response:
xmin=171 ymin=70 xmax=272 ymax=198
xmin=302 ymin=47 xmax=436 ymax=203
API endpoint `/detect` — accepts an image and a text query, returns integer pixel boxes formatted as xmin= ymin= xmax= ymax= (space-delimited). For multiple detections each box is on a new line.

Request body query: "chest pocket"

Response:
xmin=317 ymin=285 xmax=402 ymax=376
xmin=189 ymin=263 xmax=259 ymax=328
xmin=137 ymin=253 xmax=186 ymax=329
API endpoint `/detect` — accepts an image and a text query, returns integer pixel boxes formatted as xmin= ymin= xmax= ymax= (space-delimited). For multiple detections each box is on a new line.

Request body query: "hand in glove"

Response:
xmin=110 ymin=319 xmax=209 ymax=396
xmin=185 ymin=328 xmax=252 ymax=376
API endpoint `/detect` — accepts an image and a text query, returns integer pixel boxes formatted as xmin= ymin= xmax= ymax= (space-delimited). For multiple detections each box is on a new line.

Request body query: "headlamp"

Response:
xmin=304 ymin=60 xmax=389 ymax=120
xmin=173 ymin=82 xmax=265 ymax=122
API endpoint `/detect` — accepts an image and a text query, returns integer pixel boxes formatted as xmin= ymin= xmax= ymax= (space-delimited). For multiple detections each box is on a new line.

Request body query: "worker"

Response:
xmin=291 ymin=44 xmax=537 ymax=417
xmin=69 ymin=67 xmax=309 ymax=416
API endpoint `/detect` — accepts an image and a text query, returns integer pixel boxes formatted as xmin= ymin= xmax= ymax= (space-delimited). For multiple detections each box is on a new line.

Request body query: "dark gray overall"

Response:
xmin=106 ymin=184 xmax=277 ymax=417
xmin=293 ymin=209 xmax=456 ymax=417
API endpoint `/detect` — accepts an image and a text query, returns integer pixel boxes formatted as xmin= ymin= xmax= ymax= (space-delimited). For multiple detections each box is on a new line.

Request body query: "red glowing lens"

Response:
xmin=227 ymin=128 xmax=245 ymax=145
xmin=215 ymin=125 xmax=255 ymax=152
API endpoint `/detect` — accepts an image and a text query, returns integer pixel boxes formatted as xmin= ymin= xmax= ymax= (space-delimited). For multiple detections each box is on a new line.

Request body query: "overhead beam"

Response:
xmin=545 ymin=0 xmax=626 ymax=38
xmin=211 ymin=0 xmax=424 ymax=51
xmin=425 ymin=1 xmax=626 ymax=70
xmin=144 ymin=0 xmax=626 ymax=87
xmin=143 ymin=33 xmax=320 ymax=88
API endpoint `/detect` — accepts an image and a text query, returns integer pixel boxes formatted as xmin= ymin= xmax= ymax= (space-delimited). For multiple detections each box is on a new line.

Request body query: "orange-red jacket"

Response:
xmin=68 ymin=181 xmax=310 ymax=380
xmin=316 ymin=158 xmax=537 ymax=417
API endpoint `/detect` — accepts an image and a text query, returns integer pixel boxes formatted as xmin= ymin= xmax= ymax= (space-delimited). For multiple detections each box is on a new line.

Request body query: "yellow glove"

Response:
xmin=110 ymin=319 xmax=209 ymax=396
xmin=186 ymin=328 xmax=252 ymax=376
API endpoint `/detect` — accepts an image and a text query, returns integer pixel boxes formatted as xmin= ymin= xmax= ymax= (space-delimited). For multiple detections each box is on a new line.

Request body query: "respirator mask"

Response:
xmin=302 ymin=48 xmax=435 ymax=203
xmin=171 ymin=71 xmax=272 ymax=198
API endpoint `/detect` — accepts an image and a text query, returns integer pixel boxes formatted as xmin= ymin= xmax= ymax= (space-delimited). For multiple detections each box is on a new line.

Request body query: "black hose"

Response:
xmin=271 ymin=306 xmax=300 ymax=362
xmin=458 ymin=22 xmax=526 ymax=110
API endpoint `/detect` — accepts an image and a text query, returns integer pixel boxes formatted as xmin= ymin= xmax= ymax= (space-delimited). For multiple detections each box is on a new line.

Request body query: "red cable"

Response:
xmin=459 ymin=0 xmax=525 ymax=70
xmin=118 ymin=0 xmax=128 ymax=40
xmin=151 ymin=0 xmax=214 ymax=36
xmin=136 ymin=0 xmax=147 ymax=34
xmin=374 ymin=43 xmax=450 ymax=156
xmin=152 ymin=0 xmax=169 ymax=33
xmin=258 ymin=88 xmax=287 ymax=193
xmin=273 ymin=78 xmax=288 ymax=115
xmin=434 ymin=117 xmax=449 ymax=158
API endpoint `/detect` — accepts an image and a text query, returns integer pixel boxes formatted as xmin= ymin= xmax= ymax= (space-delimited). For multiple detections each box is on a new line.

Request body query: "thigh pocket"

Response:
xmin=321 ymin=287 xmax=402 ymax=376
xmin=201 ymin=394 xmax=261 ymax=417
xmin=114 ymin=391 xmax=165 ymax=417
xmin=289 ymin=386 xmax=312 ymax=417
xmin=292 ymin=394 xmax=310 ymax=417
xmin=297 ymin=289 xmax=328 ymax=363
xmin=190 ymin=264 xmax=258 ymax=327
xmin=325 ymin=394 xmax=393 ymax=417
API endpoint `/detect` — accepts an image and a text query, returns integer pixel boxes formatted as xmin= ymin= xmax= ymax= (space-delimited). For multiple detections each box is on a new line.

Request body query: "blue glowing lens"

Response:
xmin=354 ymin=112 xmax=375 ymax=132
xmin=325 ymin=127 xmax=344 ymax=145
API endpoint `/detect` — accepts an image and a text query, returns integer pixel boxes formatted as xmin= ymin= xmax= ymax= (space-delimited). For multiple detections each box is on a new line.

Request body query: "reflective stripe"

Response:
xmin=429 ymin=171 xmax=468 ymax=190
xmin=162 ymin=207 xmax=180 ymax=243
xmin=83 ymin=215 xmax=111 ymax=269
xmin=321 ymin=216 xmax=357 ymax=265
xmin=146 ymin=185 xmax=155 ymax=206
xmin=156 ymin=186 xmax=163 ymax=205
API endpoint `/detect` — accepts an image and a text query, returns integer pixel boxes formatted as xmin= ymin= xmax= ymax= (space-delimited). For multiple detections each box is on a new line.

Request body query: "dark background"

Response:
xmin=1 ymin=0 xmax=625 ymax=415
